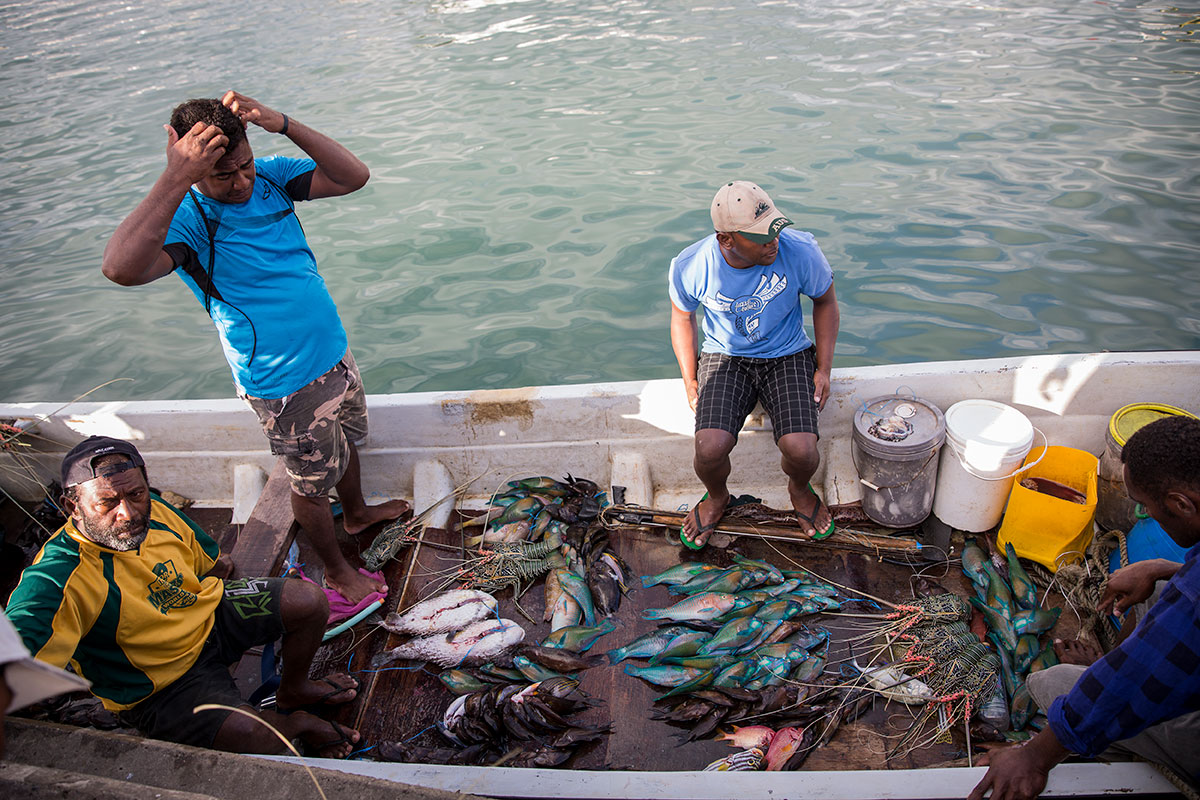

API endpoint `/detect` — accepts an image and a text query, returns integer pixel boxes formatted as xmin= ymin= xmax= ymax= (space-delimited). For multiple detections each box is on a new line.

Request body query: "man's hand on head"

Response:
xmin=222 ymin=90 xmax=287 ymax=134
xmin=164 ymin=122 xmax=228 ymax=185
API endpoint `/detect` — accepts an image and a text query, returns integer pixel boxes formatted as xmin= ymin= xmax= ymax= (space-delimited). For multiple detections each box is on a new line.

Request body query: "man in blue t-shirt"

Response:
xmin=102 ymin=91 xmax=408 ymax=605
xmin=669 ymin=181 xmax=840 ymax=547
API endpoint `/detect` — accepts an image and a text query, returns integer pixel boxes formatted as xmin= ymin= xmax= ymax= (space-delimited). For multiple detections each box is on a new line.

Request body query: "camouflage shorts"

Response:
xmin=243 ymin=350 xmax=368 ymax=497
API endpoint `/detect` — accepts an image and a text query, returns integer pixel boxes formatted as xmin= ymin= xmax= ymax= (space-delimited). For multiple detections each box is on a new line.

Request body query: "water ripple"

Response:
xmin=1 ymin=0 xmax=1197 ymax=401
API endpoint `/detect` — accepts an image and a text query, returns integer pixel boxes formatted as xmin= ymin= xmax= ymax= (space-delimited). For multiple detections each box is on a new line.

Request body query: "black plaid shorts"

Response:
xmin=695 ymin=347 xmax=820 ymax=442
xmin=120 ymin=577 xmax=288 ymax=748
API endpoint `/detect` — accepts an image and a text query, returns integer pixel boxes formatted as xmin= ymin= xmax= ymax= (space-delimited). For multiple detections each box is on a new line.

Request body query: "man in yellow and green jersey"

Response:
xmin=6 ymin=436 xmax=362 ymax=757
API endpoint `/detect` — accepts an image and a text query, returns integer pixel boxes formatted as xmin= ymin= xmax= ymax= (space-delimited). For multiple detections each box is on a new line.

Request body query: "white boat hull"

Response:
xmin=2 ymin=350 xmax=1195 ymax=797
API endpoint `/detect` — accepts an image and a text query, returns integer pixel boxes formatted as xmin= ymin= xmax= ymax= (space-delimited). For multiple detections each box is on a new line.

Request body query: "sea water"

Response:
xmin=1 ymin=0 xmax=1197 ymax=402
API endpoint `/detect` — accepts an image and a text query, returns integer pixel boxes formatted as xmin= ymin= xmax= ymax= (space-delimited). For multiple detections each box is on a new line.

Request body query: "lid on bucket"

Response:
xmin=853 ymin=395 xmax=946 ymax=457
xmin=1108 ymin=403 xmax=1198 ymax=448
xmin=944 ymin=399 xmax=1034 ymax=452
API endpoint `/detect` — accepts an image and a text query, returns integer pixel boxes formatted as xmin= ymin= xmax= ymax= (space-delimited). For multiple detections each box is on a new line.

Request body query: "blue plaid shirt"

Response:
xmin=1048 ymin=544 xmax=1200 ymax=771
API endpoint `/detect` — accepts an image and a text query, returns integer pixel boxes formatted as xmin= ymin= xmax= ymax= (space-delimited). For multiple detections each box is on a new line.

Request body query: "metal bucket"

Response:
xmin=851 ymin=395 xmax=946 ymax=528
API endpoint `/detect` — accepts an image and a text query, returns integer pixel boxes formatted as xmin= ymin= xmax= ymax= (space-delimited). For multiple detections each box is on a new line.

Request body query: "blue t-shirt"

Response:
xmin=668 ymin=228 xmax=833 ymax=359
xmin=165 ymin=155 xmax=348 ymax=399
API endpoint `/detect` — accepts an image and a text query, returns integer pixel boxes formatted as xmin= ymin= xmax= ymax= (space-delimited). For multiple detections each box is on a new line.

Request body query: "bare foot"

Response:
xmin=276 ymin=673 xmax=359 ymax=711
xmin=1054 ymin=638 xmax=1104 ymax=666
xmin=682 ymin=492 xmax=729 ymax=548
xmin=302 ymin=718 xmax=361 ymax=759
xmin=789 ymin=485 xmax=832 ymax=539
xmin=326 ymin=564 xmax=387 ymax=605
xmin=344 ymin=498 xmax=411 ymax=536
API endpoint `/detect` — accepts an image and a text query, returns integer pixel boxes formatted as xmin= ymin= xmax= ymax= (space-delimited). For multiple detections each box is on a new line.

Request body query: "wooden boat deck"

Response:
xmin=276 ymin=496 xmax=1084 ymax=773
xmin=0 ymin=464 xmax=1083 ymax=774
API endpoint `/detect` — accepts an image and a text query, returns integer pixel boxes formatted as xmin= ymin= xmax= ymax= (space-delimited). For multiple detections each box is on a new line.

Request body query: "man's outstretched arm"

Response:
xmin=221 ymin=90 xmax=369 ymax=200
xmin=670 ymin=302 xmax=701 ymax=411
xmin=102 ymin=122 xmax=229 ymax=286
xmin=969 ymin=728 xmax=1071 ymax=800
xmin=809 ymin=284 xmax=839 ymax=410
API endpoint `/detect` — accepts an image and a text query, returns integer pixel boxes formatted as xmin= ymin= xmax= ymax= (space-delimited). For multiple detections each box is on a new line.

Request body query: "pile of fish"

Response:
xmin=372 ymin=589 xmax=525 ymax=669
xmin=437 ymin=618 xmax=616 ymax=695
xmin=454 ymin=475 xmax=629 ymax=627
xmin=463 ymin=475 xmax=603 ymax=546
xmin=608 ymin=557 xmax=846 ymax=751
xmin=438 ymin=676 xmax=607 ymax=767
xmin=962 ymin=537 xmax=1061 ymax=732
xmin=699 ymin=685 xmax=875 ymax=771
xmin=381 ymin=676 xmax=607 ymax=768
xmin=545 ymin=524 xmax=631 ymax=631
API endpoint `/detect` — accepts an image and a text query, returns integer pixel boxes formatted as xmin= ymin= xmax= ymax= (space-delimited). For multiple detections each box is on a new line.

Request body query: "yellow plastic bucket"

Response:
xmin=1096 ymin=403 xmax=1197 ymax=532
xmin=997 ymin=446 xmax=1098 ymax=572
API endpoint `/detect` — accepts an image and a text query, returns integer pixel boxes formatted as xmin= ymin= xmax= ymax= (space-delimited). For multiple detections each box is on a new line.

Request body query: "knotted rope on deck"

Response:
xmin=1026 ymin=529 xmax=1124 ymax=653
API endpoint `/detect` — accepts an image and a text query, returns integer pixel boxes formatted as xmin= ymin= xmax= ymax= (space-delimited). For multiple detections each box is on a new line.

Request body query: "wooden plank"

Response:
xmin=603 ymin=505 xmax=925 ymax=558
xmin=228 ymin=458 xmax=296 ymax=579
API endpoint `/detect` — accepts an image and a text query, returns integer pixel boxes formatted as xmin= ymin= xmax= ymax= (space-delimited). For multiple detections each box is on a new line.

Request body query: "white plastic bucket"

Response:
xmin=932 ymin=399 xmax=1035 ymax=532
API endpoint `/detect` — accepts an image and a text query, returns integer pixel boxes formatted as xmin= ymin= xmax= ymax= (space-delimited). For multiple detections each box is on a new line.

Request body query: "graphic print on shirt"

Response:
xmin=147 ymin=560 xmax=199 ymax=615
xmin=712 ymin=272 xmax=788 ymax=342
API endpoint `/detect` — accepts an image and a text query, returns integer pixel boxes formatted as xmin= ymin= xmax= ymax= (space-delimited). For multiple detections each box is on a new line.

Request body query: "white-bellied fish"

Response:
xmin=373 ymin=618 xmax=525 ymax=668
xmin=861 ymin=665 xmax=931 ymax=705
xmin=382 ymin=589 xmax=498 ymax=636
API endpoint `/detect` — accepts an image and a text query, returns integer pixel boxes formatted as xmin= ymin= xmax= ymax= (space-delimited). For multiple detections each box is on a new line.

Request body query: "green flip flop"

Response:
xmin=680 ymin=492 xmax=720 ymax=550
xmin=798 ymin=483 xmax=835 ymax=540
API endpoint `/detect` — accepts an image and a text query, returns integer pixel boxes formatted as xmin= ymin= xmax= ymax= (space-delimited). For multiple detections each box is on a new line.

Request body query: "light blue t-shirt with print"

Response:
xmin=164 ymin=155 xmax=348 ymax=399
xmin=668 ymin=228 xmax=834 ymax=359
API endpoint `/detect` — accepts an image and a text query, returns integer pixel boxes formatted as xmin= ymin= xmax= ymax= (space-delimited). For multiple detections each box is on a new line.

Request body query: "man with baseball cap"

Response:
xmin=669 ymin=181 xmax=840 ymax=547
xmin=5 ymin=436 xmax=362 ymax=757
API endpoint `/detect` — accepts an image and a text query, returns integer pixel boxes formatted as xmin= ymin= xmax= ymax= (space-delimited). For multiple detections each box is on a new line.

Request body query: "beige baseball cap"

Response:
xmin=710 ymin=181 xmax=793 ymax=243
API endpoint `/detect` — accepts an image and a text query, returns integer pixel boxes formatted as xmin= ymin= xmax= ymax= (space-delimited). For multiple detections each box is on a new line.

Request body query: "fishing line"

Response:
xmin=401 ymin=723 xmax=439 ymax=743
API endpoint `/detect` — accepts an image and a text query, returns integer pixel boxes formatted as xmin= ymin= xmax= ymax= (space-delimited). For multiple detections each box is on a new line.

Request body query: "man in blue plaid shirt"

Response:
xmin=971 ymin=415 xmax=1200 ymax=799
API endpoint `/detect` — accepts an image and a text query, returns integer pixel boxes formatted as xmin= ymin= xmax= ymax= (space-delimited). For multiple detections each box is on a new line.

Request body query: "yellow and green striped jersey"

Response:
xmin=6 ymin=494 xmax=223 ymax=711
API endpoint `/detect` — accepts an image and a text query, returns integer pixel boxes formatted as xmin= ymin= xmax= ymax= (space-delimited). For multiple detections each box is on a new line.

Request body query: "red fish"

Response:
xmin=765 ymin=726 xmax=805 ymax=771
